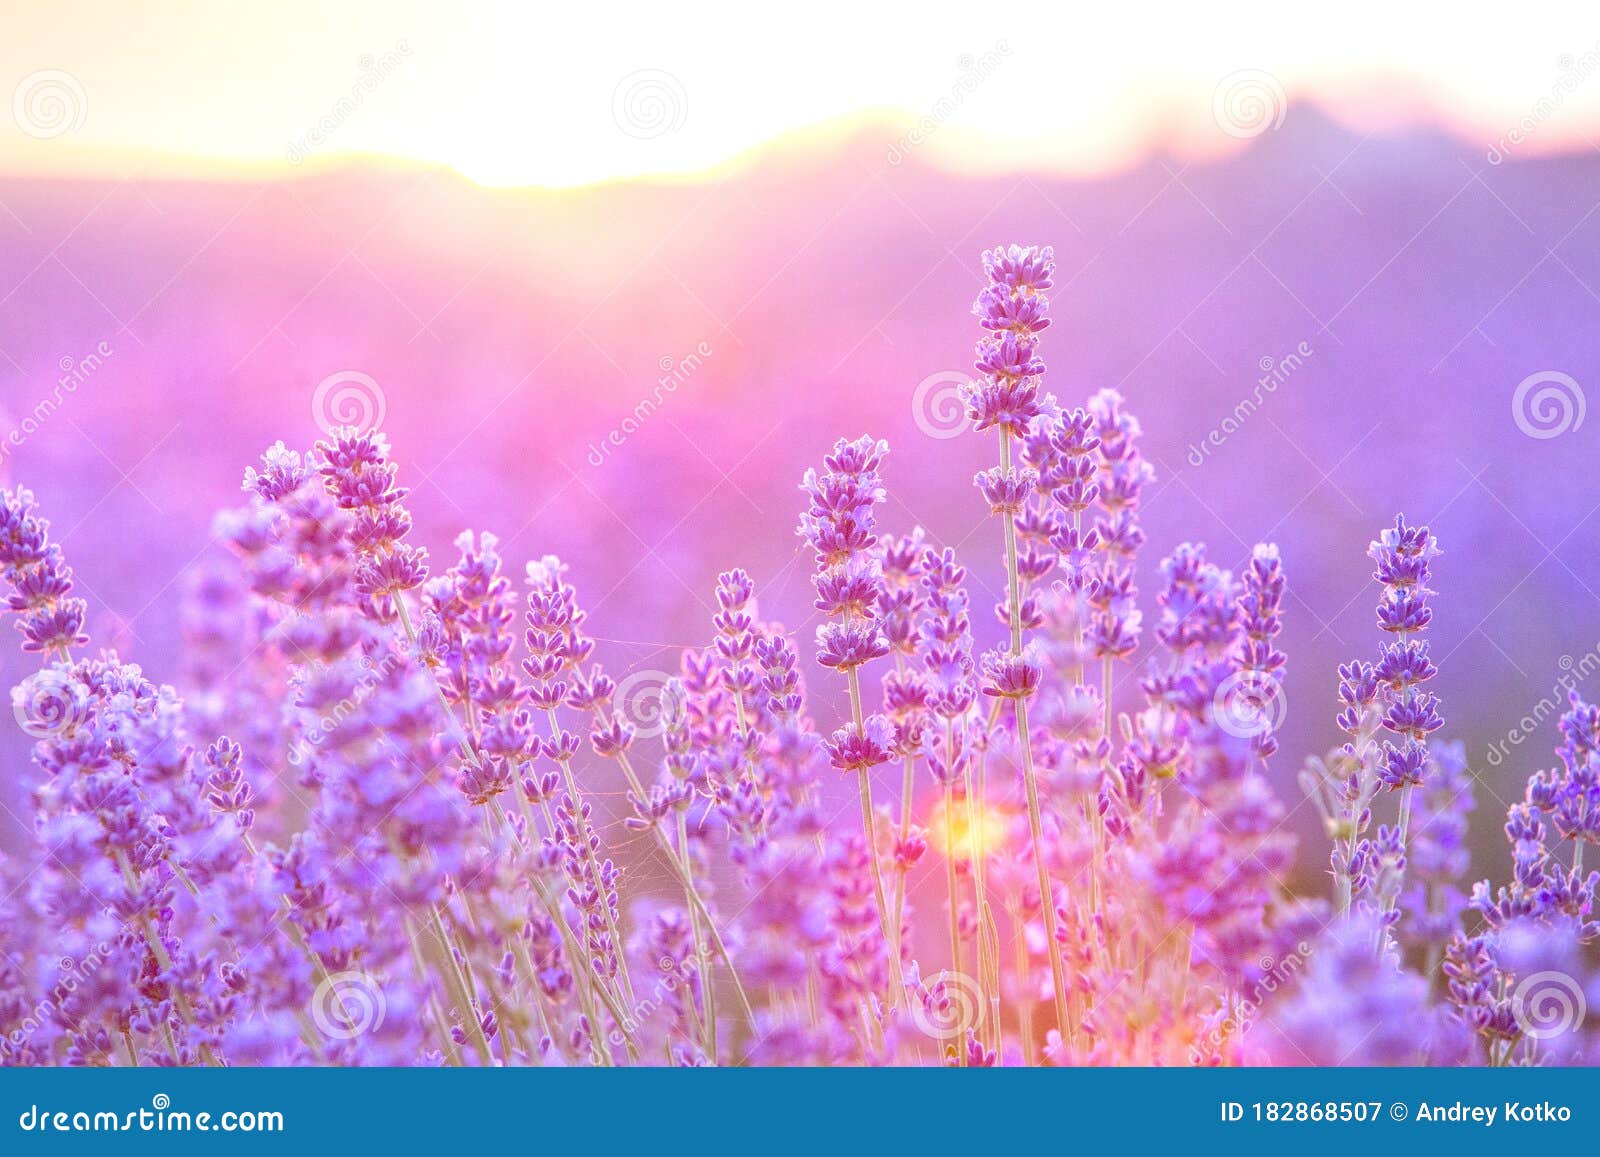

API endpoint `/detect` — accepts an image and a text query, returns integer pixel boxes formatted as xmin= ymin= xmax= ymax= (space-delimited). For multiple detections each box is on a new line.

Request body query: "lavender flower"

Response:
xmin=315 ymin=428 xmax=429 ymax=613
xmin=799 ymin=436 xmax=904 ymax=1014
xmin=1403 ymin=742 xmax=1475 ymax=963
xmin=1258 ymin=913 xmax=1472 ymax=1065
xmin=0 ymin=487 xmax=89 ymax=657
xmin=964 ymin=242 xmax=1070 ymax=1044
xmin=0 ymin=242 xmax=1588 ymax=1071
xmin=1370 ymin=515 xmax=1444 ymax=793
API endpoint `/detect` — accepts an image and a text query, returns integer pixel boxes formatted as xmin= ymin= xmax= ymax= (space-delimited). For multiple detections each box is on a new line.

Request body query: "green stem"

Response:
xmin=602 ymin=734 xmax=755 ymax=1031
xmin=677 ymin=809 xmax=718 ymax=1060
xmin=431 ymin=903 xmax=495 ymax=1064
xmin=847 ymin=664 xmax=906 ymax=1011
xmin=1017 ymin=696 xmax=1071 ymax=1040
xmin=889 ymin=753 xmax=915 ymax=1001
xmin=1000 ymin=427 xmax=1070 ymax=1046
xmin=969 ymin=702 xmax=1002 ymax=1056
xmin=545 ymin=708 xmax=637 ymax=1008
xmin=943 ymin=780 xmax=965 ymax=1067
xmin=1008 ymin=897 xmax=1035 ymax=1063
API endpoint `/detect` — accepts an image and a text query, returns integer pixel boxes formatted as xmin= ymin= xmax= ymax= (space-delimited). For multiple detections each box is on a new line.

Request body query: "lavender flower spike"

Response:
xmin=799 ymin=435 xmax=906 ymax=1012
xmin=0 ymin=487 xmax=90 ymax=658
xmin=966 ymin=243 xmax=1069 ymax=1050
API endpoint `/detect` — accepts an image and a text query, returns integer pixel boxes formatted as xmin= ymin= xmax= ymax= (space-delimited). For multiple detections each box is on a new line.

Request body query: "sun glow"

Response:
xmin=930 ymin=797 xmax=1010 ymax=863
xmin=5 ymin=1 xmax=1600 ymax=189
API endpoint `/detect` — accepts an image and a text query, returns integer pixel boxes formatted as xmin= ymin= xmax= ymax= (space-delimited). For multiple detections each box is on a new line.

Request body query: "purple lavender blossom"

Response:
xmin=1 ymin=243 xmax=1590 ymax=1071
xmin=1258 ymin=912 xmax=1472 ymax=1065
xmin=0 ymin=488 xmax=89 ymax=657
xmin=1369 ymin=515 xmax=1444 ymax=792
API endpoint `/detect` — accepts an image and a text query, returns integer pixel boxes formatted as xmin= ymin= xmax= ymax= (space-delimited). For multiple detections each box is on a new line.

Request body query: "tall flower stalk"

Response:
xmin=919 ymin=545 xmax=979 ymax=1060
xmin=800 ymin=437 xmax=905 ymax=1013
xmin=1367 ymin=516 xmax=1444 ymax=943
xmin=965 ymin=243 xmax=1070 ymax=1040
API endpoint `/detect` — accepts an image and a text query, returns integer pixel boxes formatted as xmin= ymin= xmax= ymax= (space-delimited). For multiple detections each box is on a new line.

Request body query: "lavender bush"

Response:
xmin=0 ymin=245 xmax=1593 ymax=1067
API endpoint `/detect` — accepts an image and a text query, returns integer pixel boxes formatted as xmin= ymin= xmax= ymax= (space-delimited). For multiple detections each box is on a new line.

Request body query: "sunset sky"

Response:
xmin=4 ymin=1 xmax=1600 ymax=187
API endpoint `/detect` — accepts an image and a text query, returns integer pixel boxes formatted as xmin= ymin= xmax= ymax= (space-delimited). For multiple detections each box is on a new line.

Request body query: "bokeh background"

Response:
xmin=3 ymin=2 xmax=1600 ymax=890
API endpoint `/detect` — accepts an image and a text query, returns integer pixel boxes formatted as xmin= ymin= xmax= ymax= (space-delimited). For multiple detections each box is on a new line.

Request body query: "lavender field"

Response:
xmin=2 ymin=79 xmax=1599 ymax=1066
